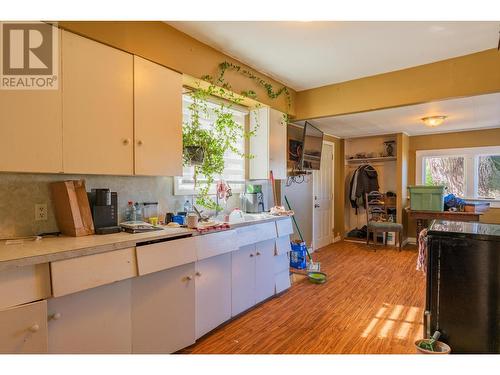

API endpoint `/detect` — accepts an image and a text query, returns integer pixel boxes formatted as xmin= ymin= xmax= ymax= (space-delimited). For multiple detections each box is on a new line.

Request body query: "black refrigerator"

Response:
xmin=425 ymin=220 xmax=500 ymax=353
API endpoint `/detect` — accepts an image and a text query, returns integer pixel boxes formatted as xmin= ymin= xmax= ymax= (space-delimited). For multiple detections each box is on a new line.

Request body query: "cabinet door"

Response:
xmin=134 ymin=56 xmax=182 ymax=176
xmin=231 ymin=245 xmax=256 ymax=317
xmin=132 ymin=262 xmax=195 ymax=353
xmin=62 ymin=31 xmax=134 ymax=175
xmin=255 ymin=239 xmax=276 ymax=303
xmin=195 ymin=253 xmax=232 ymax=339
xmin=268 ymin=108 xmax=287 ymax=180
xmin=0 ymin=26 xmax=62 ymax=173
xmin=47 ymin=279 xmax=132 ymax=354
xmin=249 ymin=107 xmax=269 ymax=180
xmin=0 ymin=300 xmax=48 ymax=353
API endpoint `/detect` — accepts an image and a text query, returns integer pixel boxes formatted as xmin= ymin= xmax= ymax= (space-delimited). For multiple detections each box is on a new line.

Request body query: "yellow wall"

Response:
xmin=295 ymin=49 xmax=500 ymax=120
xmin=323 ymin=135 xmax=344 ymax=239
xmin=58 ymin=21 xmax=295 ymax=115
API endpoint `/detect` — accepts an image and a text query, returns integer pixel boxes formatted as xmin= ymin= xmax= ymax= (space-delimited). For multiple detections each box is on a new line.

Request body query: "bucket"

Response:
xmin=414 ymin=339 xmax=451 ymax=354
xmin=290 ymin=241 xmax=307 ymax=269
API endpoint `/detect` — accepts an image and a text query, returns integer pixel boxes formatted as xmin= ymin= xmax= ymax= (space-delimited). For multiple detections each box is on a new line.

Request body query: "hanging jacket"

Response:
xmin=349 ymin=164 xmax=379 ymax=213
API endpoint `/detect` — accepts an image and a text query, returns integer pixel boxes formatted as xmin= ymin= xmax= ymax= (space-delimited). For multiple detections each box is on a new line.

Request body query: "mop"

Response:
xmin=284 ymin=195 xmax=321 ymax=272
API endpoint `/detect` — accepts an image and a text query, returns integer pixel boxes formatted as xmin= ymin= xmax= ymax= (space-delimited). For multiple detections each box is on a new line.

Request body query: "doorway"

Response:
xmin=312 ymin=141 xmax=334 ymax=251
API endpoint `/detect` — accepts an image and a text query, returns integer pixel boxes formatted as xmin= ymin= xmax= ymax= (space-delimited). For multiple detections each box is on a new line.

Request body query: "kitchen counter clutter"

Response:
xmin=0 ymin=215 xmax=293 ymax=354
xmin=0 ymin=214 xmax=289 ymax=270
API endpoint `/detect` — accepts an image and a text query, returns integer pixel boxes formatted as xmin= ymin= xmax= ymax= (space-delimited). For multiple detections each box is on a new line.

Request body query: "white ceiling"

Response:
xmin=304 ymin=92 xmax=500 ymax=138
xmin=167 ymin=21 xmax=499 ymax=91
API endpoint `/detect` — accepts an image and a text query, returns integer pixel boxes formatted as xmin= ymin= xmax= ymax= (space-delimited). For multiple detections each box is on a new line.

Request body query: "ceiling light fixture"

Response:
xmin=421 ymin=115 xmax=447 ymax=127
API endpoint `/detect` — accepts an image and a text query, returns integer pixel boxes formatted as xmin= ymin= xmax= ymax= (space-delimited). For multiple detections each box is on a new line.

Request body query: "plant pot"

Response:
xmin=184 ymin=146 xmax=205 ymax=166
xmin=414 ymin=339 xmax=451 ymax=354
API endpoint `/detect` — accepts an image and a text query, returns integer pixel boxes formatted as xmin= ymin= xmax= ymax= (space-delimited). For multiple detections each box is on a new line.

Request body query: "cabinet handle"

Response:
xmin=51 ymin=312 xmax=62 ymax=321
xmin=122 ymin=138 xmax=131 ymax=146
xmin=256 ymin=251 xmax=261 ymax=256
xmin=29 ymin=324 xmax=40 ymax=333
xmin=137 ymin=140 xmax=143 ymax=146
xmin=184 ymin=276 xmax=193 ymax=281
xmin=249 ymin=253 xmax=254 ymax=257
xmin=195 ymin=272 xmax=201 ymax=277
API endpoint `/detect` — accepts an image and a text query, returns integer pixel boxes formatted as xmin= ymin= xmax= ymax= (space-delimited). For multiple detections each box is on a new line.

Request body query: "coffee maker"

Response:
xmin=87 ymin=188 xmax=121 ymax=234
xmin=240 ymin=183 xmax=266 ymax=213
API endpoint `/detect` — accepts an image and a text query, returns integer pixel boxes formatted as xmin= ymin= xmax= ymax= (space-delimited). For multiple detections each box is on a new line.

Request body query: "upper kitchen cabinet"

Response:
xmin=249 ymin=107 xmax=287 ymax=180
xmin=62 ymin=31 xmax=134 ymax=175
xmin=0 ymin=26 xmax=62 ymax=174
xmin=133 ymin=56 xmax=183 ymax=176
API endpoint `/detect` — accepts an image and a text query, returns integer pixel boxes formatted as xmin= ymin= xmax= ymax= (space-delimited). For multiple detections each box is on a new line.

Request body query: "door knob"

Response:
xmin=249 ymin=253 xmax=254 ymax=257
xmin=122 ymin=138 xmax=130 ymax=146
xmin=137 ymin=140 xmax=143 ymax=146
xmin=195 ymin=271 xmax=201 ymax=277
xmin=51 ymin=312 xmax=62 ymax=321
xmin=256 ymin=251 xmax=261 ymax=256
xmin=29 ymin=324 xmax=40 ymax=333
xmin=184 ymin=276 xmax=193 ymax=281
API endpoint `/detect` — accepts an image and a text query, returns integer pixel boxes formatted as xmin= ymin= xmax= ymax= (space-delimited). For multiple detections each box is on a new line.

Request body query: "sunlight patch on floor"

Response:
xmin=361 ymin=303 xmax=423 ymax=341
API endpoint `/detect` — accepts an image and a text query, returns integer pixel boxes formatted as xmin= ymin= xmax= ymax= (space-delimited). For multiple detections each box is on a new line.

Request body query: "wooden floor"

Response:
xmin=181 ymin=241 xmax=426 ymax=354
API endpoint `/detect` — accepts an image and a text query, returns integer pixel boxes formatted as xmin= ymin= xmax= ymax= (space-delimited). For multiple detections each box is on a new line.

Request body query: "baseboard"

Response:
xmin=406 ymin=237 xmax=417 ymax=245
xmin=333 ymin=236 xmax=342 ymax=243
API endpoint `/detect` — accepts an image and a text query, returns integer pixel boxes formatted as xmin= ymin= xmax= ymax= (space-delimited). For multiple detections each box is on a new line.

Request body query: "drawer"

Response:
xmin=236 ymin=222 xmax=276 ymax=247
xmin=274 ymin=253 xmax=289 ymax=275
xmin=136 ymin=236 xmax=196 ymax=276
xmin=275 ymin=235 xmax=291 ymax=255
xmin=275 ymin=270 xmax=291 ymax=294
xmin=51 ymin=247 xmax=137 ymax=297
xmin=276 ymin=217 xmax=293 ymax=237
xmin=195 ymin=230 xmax=238 ymax=260
xmin=0 ymin=300 xmax=48 ymax=353
xmin=0 ymin=264 xmax=51 ymax=310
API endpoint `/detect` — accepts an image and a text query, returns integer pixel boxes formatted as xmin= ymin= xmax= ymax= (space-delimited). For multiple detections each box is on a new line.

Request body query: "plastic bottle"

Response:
xmin=133 ymin=202 xmax=142 ymax=222
xmin=125 ymin=201 xmax=134 ymax=222
xmin=183 ymin=200 xmax=192 ymax=214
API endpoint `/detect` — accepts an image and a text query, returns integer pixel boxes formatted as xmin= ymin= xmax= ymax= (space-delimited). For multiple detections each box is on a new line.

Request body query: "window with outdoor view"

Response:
xmin=174 ymin=94 xmax=247 ymax=196
xmin=423 ymin=156 xmax=465 ymax=197
xmin=417 ymin=146 xmax=500 ymax=201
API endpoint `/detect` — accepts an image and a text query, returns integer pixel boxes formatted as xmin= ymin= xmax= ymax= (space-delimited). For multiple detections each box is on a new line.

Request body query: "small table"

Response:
xmin=405 ymin=208 xmax=484 ymax=240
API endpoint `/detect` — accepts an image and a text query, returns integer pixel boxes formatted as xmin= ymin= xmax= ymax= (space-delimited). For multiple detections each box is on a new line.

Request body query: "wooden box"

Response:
xmin=50 ymin=180 xmax=94 ymax=236
xmin=464 ymin=202 xmax=490 ymax=213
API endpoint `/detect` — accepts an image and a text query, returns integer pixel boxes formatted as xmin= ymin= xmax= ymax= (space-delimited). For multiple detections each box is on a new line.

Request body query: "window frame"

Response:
xmin=416 ymin=145 xmax=500 ymax=204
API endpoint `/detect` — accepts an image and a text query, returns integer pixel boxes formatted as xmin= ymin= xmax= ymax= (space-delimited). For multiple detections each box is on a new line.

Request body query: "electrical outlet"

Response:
xmin=35 ymin=203 xmax=48 ymax=221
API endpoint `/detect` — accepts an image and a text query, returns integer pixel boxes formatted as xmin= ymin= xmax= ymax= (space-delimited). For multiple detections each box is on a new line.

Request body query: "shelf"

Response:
xmin=345 ymin=156 xmax=397 ymax=164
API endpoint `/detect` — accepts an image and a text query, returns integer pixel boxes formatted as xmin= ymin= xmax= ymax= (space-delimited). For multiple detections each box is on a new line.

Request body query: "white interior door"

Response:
xmin=313 ymin=142 xmax=334 ymax=250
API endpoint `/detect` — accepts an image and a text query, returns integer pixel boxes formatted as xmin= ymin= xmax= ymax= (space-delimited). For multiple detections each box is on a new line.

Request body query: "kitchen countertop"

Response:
xmin=428 ymin=219 xmax=500 ymax=241
xmin=0 ymin=215 xmax=291 ymax=270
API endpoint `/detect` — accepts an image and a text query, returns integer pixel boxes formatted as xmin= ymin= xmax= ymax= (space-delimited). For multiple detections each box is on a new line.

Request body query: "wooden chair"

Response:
xmin=365 ymin=191 xmax=403 ymax=251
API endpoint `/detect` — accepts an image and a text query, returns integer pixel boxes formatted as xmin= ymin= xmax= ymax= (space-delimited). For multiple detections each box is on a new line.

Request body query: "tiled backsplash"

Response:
xmin=0 ymin=173 xmax=239 ymax=238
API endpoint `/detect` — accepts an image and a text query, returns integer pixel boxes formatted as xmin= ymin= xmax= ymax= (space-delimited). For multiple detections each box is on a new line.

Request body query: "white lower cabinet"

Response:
xmin=255 ymin=239 xmax=277 ymax=303
xmin=47 ymin=279 xmax=132 ymax=354
xmin=0 ymin=300 xmax=48 ymax=353
xmin=231 ymin=239 xmax=278 ymax=317
xmin=231 ymin=244 xmax=256 ymax=317
xmin=131 ymin=262 xmax=196 ymax=353
xmin=195 ymin=253 xmax=232 ymax=339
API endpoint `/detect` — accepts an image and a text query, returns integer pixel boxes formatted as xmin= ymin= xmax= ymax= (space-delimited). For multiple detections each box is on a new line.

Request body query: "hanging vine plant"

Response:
xmin=183 ymin=82 xmax=258 ymax=210
xmin=203 ymin=60 xmax=292 ymax=123
xmin=184 ymin=62 xmax=292 ymax=210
